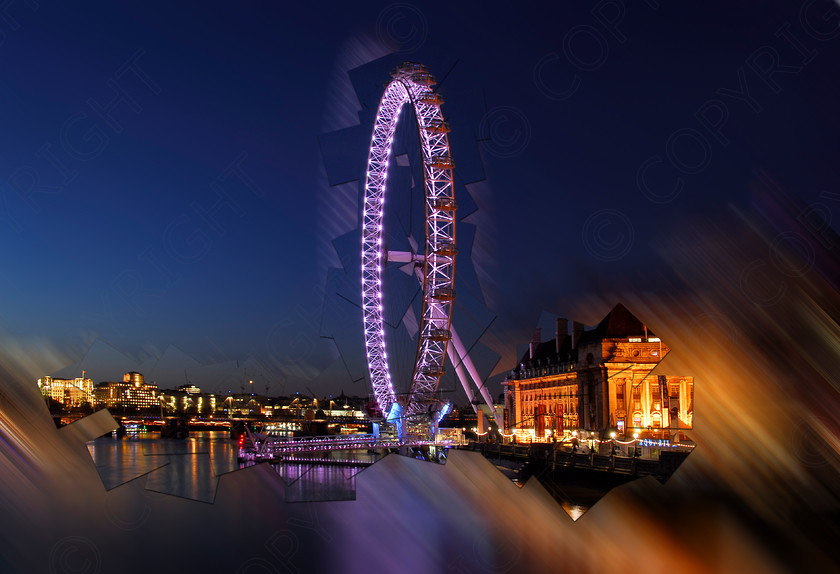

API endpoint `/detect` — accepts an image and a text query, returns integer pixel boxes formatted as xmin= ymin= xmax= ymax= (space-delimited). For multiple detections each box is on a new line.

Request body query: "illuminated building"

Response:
xmin=218 ymin=393 xmax=263 ymax=416
xmin=124 ymin=371 xmax=144 ymax=385
xmin=94 ymin=372 xmax=159 ymax=410
xmin=37 ymin=376 xmax=95 ymax=407
xmin=195 ymin=393 xmax=216 ymax=415
xmin=157 ymin=387 xmax=217 ymax=415
xmin=503 ymin=303 xmax=693 ymax=442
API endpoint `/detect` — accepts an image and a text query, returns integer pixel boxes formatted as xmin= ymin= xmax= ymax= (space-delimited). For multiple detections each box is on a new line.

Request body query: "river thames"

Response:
xmin=86 ymin=430 xmax=378 ymax=502
xmin=87 ymin=430 xmax=597 ymax=517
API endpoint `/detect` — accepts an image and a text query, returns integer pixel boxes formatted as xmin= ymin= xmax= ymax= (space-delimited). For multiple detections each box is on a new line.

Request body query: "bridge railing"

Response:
xmin=243 ymin=432 xmax=461 ymax=460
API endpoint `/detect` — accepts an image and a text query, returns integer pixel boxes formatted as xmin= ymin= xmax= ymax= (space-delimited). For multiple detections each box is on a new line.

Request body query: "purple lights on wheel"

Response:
xmin=361 ymin=63 xmax=457 ymax=423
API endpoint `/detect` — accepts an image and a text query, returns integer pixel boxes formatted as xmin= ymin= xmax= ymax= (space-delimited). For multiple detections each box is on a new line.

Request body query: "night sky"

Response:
xmin=2 ymin=1 xmax=840 ymax=572
xmin=0 ymin=1 xmax=837 ymax=398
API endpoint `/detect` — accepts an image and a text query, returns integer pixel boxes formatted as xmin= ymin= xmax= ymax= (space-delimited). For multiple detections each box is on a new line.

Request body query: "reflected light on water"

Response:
xmin=87 ymin=431 xmax=239 ymax=501
xmin=561 ymin=502 xmax=586 ymax=522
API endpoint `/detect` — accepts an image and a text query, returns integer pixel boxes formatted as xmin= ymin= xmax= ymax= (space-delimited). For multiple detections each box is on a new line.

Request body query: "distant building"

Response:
xmin=37 ymin=376 xmax=94 ymax=407
xmin=160 ymin=387 xmax=216 ymax=415
xmin=194 ymin=392 xmax=216 ymax=415
xmin=177 ymin=384 xmax=201 ymax=394
xmin=220 ymin=393 xmax=263 ymax=416
xmin=95 ymin=372 xmax=159 ymax=410
xmin=503 ymin=303 xmax=693 ymax=442
xmin=124 ymin=371 xmax=144 ymax=385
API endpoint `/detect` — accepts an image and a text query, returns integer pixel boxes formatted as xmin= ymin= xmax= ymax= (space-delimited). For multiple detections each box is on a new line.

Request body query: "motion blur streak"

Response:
xmin=611 ymin=189 xmax=840 ymax=568
xmin=0 ymin=333 xmax=106 ymax=568
xmin=317 ymin=34 xmax=390 ymax=279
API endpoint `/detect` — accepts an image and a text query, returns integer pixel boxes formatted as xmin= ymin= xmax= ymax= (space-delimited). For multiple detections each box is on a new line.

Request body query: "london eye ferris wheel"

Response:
xmin=361 ymin=63 xmax=459 ymax=433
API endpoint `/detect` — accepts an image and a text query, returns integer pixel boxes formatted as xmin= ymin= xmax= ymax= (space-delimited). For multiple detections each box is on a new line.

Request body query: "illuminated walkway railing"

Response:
xmin=242 ymin=432 xmax=460 ymax=461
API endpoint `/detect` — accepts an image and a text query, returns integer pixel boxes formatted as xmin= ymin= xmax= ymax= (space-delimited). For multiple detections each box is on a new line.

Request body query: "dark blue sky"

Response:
xmin=2 ymin=1 xmax=838 ymax=397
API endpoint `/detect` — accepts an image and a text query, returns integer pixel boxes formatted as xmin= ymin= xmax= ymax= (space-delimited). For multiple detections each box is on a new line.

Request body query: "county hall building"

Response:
xmin=502 ymin=303 xmax=693 ymax=443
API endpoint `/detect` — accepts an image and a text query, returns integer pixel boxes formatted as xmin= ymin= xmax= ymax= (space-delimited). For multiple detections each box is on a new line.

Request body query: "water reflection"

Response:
xmin=87 ymin=431 xmax=386 ymax=503
xmin=267 ymin=463 xmax=357 ymax=502
xmin=244 ymin=449 xmax=385 ymax=502
xmin=395 ymin=445 xmax=449 ymax=464
xmin=470 ymin=441 xmax=688 ymax=520
xmin=561 ymin=503 xmax=587 ymax=521
xmin=87 ymin=430 xmax=238 ymax=502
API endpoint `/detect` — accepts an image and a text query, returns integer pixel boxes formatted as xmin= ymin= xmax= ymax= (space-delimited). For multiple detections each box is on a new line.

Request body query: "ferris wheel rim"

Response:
xmin=361 ymin=62 xmax=457 ymax=421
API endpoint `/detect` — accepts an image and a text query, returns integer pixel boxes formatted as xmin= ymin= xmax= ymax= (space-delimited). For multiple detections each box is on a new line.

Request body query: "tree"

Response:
xmin=46 ymin=397 xmax=65 ymax=414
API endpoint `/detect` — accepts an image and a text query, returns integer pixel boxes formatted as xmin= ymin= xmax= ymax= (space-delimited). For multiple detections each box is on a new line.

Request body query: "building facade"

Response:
xmin=37 ymin=376 xmax=95 ymax=407
xmin=95 ymin=372 xmax=160 ymax=410
xmin=159 ymin=385 xmax=218 ymax=415
xmin=503 ymin=304 xmax=693 ymax=442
